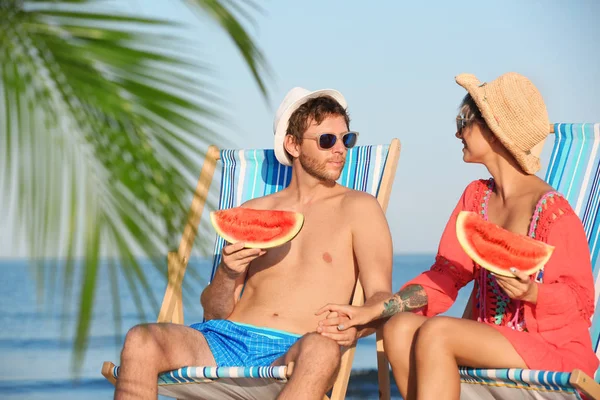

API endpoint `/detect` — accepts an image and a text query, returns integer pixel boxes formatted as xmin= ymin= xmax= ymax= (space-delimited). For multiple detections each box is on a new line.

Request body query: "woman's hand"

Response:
xmin=315 ymin=303 xmax=380 ymax=331
xmin=494 ymin=267 xmax=539 ymax=303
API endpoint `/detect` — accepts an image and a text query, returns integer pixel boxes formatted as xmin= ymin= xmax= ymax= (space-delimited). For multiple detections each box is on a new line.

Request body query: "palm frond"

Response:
xmin=184 ymin=0 xmax=272 ymax=99
xmin=0 ymin=0 xmax=270 ymax=374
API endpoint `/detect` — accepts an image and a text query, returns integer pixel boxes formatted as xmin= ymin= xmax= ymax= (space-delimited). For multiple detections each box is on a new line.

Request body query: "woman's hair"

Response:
xmin=458 ymin=93 xmax=484 ymax=125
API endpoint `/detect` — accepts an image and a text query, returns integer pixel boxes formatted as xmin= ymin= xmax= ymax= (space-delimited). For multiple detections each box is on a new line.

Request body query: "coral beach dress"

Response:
xmin=403 ymin=178 xmax=598 ymax=376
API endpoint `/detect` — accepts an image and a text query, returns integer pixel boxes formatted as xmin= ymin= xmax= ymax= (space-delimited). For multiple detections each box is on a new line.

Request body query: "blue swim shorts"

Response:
xmin=189 ymin=319 xmax=301 ymax=367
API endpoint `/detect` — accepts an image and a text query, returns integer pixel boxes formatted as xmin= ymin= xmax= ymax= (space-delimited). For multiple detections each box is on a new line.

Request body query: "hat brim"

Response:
xmin=455 ymin=74 xmax=541 ymax=174
xmin=274 ymin=89 xmax=348 ymax=166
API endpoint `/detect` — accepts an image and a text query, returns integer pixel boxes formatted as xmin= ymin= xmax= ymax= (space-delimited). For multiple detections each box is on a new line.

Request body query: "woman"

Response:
xmin=316 ymin=72 xmax=598 ymax=399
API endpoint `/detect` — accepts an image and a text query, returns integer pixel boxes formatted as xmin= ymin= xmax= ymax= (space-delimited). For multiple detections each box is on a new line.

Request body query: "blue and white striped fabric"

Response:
xmin=158 ymin=366 xmax=288 ymax=384
xmin=547 ymin=123 xmax=600 ymax=365
xmin=110 ymin=364 xmax=288 ymax=384
xmin=460 ymin=367 xmax=579 ymax=397
xmin=209 ymin=145 xmax=390 ymax=286
xmin=108 ymin=362 xmax=291 ymax=399
xmin=460 ymin=123 xmax=600 ymax=399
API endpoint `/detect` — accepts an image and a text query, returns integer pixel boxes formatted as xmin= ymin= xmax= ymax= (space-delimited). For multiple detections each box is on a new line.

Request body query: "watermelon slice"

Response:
xmin=456 ymin=211 xmax=554 ymax=277
xmin=210 ymin=207 xmax=304 ymax=249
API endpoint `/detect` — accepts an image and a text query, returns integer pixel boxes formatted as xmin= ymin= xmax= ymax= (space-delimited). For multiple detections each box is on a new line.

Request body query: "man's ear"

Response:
xmin=284 ymin=135 xmax=300 ymax=160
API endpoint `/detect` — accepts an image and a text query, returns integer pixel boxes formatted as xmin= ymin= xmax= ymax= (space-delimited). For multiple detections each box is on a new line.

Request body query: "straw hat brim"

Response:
xmin=455 ymin=74 xmax=542 ymax=174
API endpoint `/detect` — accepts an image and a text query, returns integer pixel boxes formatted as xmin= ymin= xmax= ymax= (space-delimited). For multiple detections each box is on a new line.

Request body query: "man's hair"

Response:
xmin=286 ymin=96 xmax=350 ymax=153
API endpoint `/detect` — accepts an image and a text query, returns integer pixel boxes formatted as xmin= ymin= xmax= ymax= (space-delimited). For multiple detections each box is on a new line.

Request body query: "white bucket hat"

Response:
xmin=273 ymin=87 xmax=347 ymax=166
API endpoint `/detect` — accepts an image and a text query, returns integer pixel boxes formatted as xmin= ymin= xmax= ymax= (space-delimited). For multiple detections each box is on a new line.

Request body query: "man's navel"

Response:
xmin=322 ymin=252 xmax=333 ymax=263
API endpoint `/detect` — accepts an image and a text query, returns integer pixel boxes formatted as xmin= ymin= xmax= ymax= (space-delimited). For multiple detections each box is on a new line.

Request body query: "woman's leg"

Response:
xmin=414 ymin=316 xmax=527 ymax=400
xmin=382 ymin=312 xmax=429 ymax=399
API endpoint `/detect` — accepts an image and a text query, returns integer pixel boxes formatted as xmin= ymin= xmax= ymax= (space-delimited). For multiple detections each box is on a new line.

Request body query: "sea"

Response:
xmin=0 ymin=254 xmax=473 ymax=399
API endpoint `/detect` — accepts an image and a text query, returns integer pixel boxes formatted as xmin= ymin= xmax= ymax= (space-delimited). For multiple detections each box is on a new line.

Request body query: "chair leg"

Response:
xmin=570 ymin=369 xmax=600 ymax=400
xmin=376 ymin=329 xmax=391 ymax=400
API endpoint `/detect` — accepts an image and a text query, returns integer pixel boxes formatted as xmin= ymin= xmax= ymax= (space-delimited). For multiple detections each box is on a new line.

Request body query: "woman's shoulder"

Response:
xmin=534 ymin=191 xmax=579 ymax=239
xmin=459 ymin=178 xmax=493 ymax=210
xmin=462 ymin=178 xmax=493 ymax=195
xmin=538 ymin=190 xmax=574 ymax=218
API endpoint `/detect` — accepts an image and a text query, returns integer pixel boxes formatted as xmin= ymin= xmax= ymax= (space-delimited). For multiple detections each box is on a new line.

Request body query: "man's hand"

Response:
xmin=201 ymin=242 xmax=265 ymax=320
xmin=221 ymin=242 xmax=266 ymax=278
xmin=316 ymin=311 xmax=358 ymax=347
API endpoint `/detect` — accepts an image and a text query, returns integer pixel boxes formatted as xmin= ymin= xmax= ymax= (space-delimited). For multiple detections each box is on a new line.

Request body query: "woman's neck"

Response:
xmin=485 ymin=157 xmax=536 ymax=202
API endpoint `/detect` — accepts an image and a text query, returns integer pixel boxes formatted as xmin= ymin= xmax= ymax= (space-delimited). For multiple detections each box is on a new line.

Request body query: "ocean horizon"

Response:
xmin=0 ymin=254 xmax=472 ymax=399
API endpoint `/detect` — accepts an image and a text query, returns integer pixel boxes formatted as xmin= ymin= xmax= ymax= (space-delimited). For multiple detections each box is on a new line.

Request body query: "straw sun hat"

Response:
xmin=455 ymin=72 xmax=550 ymax=174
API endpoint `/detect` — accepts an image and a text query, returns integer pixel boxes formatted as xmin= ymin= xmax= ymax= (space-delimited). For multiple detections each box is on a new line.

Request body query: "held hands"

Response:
xmin=315 ymin=311 xmax=358 ymax=347
xmin=220 ymin=242 xmax=266 ymax=278
xmin=314 ymin=303 xmax=380 ymax=346
xmin=494 ymin=267 xmax=539 ymax=304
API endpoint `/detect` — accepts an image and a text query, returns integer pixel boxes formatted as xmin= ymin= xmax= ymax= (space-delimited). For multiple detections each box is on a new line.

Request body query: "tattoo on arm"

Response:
xmin=381 ymin=284 xmax=427 ymax=318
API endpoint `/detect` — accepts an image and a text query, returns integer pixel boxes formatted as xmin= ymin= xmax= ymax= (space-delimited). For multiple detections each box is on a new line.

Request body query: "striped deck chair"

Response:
xmin=458 ymin=123 xmax=600 ymax=400
xmin=102 ymin=138 xmax=401 ymax=399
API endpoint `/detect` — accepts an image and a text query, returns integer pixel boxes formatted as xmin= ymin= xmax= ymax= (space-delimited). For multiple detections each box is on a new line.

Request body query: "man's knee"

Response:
xmin=299 ymin=333 xmax=341 ymax=367
xmin=121 ymin=324 xmax=161 ymax=359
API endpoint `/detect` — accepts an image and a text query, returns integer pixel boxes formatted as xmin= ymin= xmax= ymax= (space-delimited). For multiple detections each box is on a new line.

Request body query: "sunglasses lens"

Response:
xmin=343 ymin=133 xmax=357 ymax=148
xmin=319 ymin=134 xmax=337 ymax=149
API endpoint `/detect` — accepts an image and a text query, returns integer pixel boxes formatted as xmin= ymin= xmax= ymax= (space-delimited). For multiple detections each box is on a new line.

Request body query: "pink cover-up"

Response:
xmin=402 ymin=179 xmax=598 ymax=377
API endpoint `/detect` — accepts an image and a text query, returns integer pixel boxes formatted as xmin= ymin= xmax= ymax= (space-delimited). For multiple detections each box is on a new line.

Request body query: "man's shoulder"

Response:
xmin=240 ymin=192 xmax=281 ymax=209
xmin=340 ymin=188 xmax=380 ymax=210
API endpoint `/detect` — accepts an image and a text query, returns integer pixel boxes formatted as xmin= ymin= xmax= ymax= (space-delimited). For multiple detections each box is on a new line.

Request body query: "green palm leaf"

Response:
xmin=0 ymin=0 xmax=270 ymax=374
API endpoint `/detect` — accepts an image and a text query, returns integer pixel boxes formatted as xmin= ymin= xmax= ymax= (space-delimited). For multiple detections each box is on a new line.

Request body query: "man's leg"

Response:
xmin=115 ymin=322 xmax=216 ymax=400
xmin=274 ymin=332 xmax=341 ymax=400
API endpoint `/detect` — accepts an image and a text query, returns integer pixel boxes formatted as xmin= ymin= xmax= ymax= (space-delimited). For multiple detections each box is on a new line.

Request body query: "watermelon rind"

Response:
xmin=209 ymin=208 xmax=305 ymax=249
xmin=456 ymin=211 xmax=555 ymax=278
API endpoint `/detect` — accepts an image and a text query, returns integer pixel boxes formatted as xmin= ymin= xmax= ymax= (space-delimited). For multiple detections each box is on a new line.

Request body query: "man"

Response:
xmin=115 ymin=87 xmax=393 ymax=400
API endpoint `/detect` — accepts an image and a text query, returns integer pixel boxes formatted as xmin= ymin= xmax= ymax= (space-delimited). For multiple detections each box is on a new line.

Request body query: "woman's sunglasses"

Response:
xmin=304 ymin=132 xmax=359 ymax=150
xmin=456 ymin=117 xmax=469 ymax=133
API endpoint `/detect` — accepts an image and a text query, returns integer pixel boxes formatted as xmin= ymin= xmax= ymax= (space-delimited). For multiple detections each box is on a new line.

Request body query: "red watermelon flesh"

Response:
xmin=210 ymin=207 xmax=304 ymax=248
xmin=456 ymin=211 xmax=554 ymax=277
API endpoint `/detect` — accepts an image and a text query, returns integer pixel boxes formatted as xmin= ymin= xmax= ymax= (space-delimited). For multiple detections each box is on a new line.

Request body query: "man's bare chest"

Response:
xmin=248 ymin=210 xmax=354 ymax=275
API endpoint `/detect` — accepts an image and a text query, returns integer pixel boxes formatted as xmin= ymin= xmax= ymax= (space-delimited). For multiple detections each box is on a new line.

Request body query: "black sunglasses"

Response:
xmin=456 ymin=117 xmax=469 ymax=133
xmin=304 ymin=132 xmax=359 ymax=150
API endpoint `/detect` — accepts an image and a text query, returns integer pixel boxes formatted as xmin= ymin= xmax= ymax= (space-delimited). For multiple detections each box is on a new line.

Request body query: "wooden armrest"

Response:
xmin=102 ymin=361 xmax=117 ymax=386
xmin=570 ymin=369 xmax=600 ymax=400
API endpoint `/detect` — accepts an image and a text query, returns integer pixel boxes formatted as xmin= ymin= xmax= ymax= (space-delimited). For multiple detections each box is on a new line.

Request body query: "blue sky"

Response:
xmin=149 ymin=0 xmax=600 ymax=254
xmin=2 ymin=0 xmax=599 ymax=256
